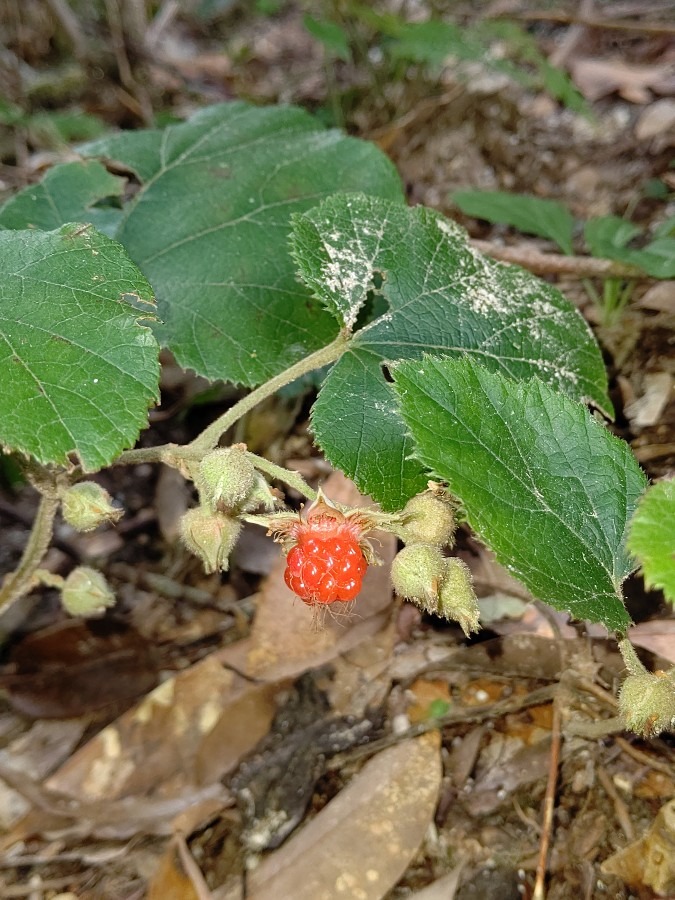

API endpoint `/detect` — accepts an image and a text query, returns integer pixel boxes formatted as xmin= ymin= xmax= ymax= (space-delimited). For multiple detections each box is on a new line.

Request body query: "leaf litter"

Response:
xmin=1 ymin=1 xmax=675 ymax=898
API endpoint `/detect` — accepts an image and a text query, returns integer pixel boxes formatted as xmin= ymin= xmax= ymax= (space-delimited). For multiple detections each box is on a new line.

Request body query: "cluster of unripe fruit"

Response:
xmin=55 ymin=449 xmax=479 ymax=635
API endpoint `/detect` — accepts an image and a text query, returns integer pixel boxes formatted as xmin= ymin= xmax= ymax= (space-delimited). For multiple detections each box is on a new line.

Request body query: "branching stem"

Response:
xmin=0 ymin=493 xmax=60 ymax=609
xmin=115 ymin=331 xmax=350 ymax=469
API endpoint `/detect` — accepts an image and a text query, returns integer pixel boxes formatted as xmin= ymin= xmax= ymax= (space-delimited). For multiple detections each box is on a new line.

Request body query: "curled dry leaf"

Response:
xmin=247 ymin=731 xmax=442 ymax=900
xmin=602 ymin=799 xmax=675 ymax=895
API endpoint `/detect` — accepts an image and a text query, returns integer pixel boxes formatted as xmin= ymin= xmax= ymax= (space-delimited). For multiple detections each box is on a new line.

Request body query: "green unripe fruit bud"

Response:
xmin=61 ymin=566 xmax=116 ymax=617
xmin=396 ymin=491 xmax=456 ymax=548
xmin=391 ymin=543 xmax=446 ymax=607
xmin=180 ymin=507 xmax=241 ymax=574
xmin=197 ymin=447 xmax=256 ymax=511
xmin=619 ymin=670 xmax=675 ymax=737
xmin=61 ymin=482 xmax=123 ymax=532
xmin=437 ymin=557 xmax=480 ymax=636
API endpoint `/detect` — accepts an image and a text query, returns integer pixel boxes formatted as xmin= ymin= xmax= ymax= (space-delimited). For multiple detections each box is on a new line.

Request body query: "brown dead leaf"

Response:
xmin=219 ymin=472 xmax=396 ymax=682
xmin=44 ymin=655 xmax=278 ymax=803
xmin=602 ymin=799 xmax=675 ymax=895
xmin=0 ymin=620 xmax=159 ymax=718
xmin=246 ymin=731 xmax=442 ymax=900
xmin=407 ymin=678 xmax=451 ymax=724
xmin=636 ymin=282 xmax=675 ymax=314
xmin=636 ymin=99 xmax=675 ymax=147
xmin=628 ymin=621 xmax=675 ymax=666
xmin=570 ymin=58 xmax=675 ymax=103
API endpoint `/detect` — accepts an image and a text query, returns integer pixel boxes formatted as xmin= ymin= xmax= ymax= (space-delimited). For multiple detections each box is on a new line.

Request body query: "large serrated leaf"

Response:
xmin=393 ymin=357 xmax=647 ymax=630
xmin=0 ymin=160 xmax=126 ymax=237
xmin=75 ymin=102 xmax=403 ymax=385
xmin=0 ymin=224 xmax=160 ymax=471
xmin=627 ymin=480 xmax=675 ymax=602
xmin=296 ymin=194 xmax=611 ymax=511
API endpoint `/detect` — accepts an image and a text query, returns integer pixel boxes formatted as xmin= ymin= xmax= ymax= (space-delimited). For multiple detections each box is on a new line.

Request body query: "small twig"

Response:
xmin=615 ymin=735 xmax=675 ymax=777
xmin=565 ymin=715 xmax=624 ymax=739
xmin=0 ymin=876 xmax=83 ymax=899
xmin=45 ymin=0 xmax=91 ymax=61
xmin=332 ymin=685 xmax=557 ymax=765
xmin=508 ymin=10 xmax=675 ymax=37
xmin=469 ymin=240 xmax=644 ymax=280
xmin=533 ymin=700 xmax=562 ymax=900
xmin=597 ymin=766 xmax=634 ymax=841
xmin=174 ymin=833 xmax=213 ymax=900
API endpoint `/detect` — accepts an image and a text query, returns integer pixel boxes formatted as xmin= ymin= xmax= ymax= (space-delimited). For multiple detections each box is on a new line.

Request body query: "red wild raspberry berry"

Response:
xmin=280 ymin=490 xmax=372 ymax=606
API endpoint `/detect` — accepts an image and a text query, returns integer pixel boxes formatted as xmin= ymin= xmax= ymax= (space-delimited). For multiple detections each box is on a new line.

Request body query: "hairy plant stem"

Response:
xmin=245 ymin=453 xmax=317 ymax=502
xmin=115 ymin=331 xmax=350 ymax=469
xmin=0 ymin=493 xmax=60 ymax=609
xmin=618 ymin=635 xmax=649 ymax=677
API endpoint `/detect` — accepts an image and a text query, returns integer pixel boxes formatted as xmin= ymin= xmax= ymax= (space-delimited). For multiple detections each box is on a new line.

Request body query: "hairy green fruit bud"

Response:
xmin=391 ymin=543 xmax=446 ymax=606
xmin=61 ymin=566 xmax=116 ymax=617
xmin=197 ymin=447 xmax=256 ymax=511
xmin=437 ymin=557 xmax=480 ymax=636
xmin=180 ymin=507 xmax=241 ymax=574
xmin=396 ymin=490 xmax=456 ymax=547
xmin=61 ymin=481 xmax=123 ymax=532
xmin=619 ymin=670 xmax=675 ymax=737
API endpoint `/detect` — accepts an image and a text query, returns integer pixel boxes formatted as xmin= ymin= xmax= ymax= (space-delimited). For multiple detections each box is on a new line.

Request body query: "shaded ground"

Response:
xmin=0 ymin=2 xmax=674 ymax=898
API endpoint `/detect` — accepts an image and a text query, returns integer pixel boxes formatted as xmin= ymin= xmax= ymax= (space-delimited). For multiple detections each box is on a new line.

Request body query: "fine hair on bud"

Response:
xmin=61 ymin=481 xmax=123 ymax=532
xmin=197 ymin=447 xmax=257 ymax=511
xmin=180 ymin=506 xmax=241 ymax=574
xmin=396 ymin=490 xmax=457 ymax=548
xmin=619 ymin=669 xmax=675 ymax=737
xmin=438 ymin=557 xmax=480 ymax=636
xmin=61 ymin=566 xmax=116 ymax=617
xmin=391 ymin=542 xmax=447 ymax=609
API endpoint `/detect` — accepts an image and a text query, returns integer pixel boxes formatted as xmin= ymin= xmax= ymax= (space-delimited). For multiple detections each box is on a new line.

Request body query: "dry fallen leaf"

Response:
xmin=570 ymin=58 xmax=675 ymax=103
xmin=45 ymin=655 xmax=278 ymax=804
xmin=602 ymin=799 xmax=675 ymax=895
xmin=246 ymin=731 xmax=442 ymax=900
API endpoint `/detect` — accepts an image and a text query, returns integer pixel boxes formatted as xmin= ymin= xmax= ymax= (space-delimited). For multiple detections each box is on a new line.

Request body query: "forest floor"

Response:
xmin=0 ymin=1 xmax=674 ymax=898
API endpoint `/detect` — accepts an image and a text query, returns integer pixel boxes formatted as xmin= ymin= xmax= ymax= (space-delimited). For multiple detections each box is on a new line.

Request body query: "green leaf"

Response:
xmin=584 ymin=215 xmax=641 ymax=257
xmin=293 ymin=194 xmax=611 ymax=510
xmin=0 ymin=160 xmax=125 ymax=237
xmin=0 ymin=224 xmax=160 ymax=471
xmin=627 ymin=480 xmax=675 ymax=602
xmin=585 ymin=216 xmax=675 ymax=278
xmin=303 ymin=15 xmax=352 ymax=61
xmin=393 ymin=357 xmax=647 ymax=630
xmin=386 ymin=20 xmax=471 ymax=67
xmin=79 ymin=102 xmax=402 ymax=385
xmin=453 ymin=190 xmax=575 ymax=255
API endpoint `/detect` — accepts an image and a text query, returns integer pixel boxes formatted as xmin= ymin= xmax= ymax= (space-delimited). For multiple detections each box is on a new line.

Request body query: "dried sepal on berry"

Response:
xmin=180 ymin=506 xmax=241 ymax=574
xmin=437 ymin=557 xmax=480 ymax=636
xmin=269 ymin=489 xmax=380 ymax=607
xmin=61 ymin=481 xmax=123 ymax=532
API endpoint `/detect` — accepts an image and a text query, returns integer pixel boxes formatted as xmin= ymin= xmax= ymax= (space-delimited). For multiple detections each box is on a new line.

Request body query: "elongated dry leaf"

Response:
xmin=247 ymin=732 xmax=442 ymax=900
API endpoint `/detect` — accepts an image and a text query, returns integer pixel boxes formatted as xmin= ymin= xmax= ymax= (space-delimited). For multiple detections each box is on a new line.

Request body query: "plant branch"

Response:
xmin=0 ymin=493 xmax=60 ymax=609
xmin=246 ymin=453 xmax=317 ymax=501
xmin=186 ymin=331 xmax=350 ymax=455
xmin=470 ymin=240 xmax=644 ymax=279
